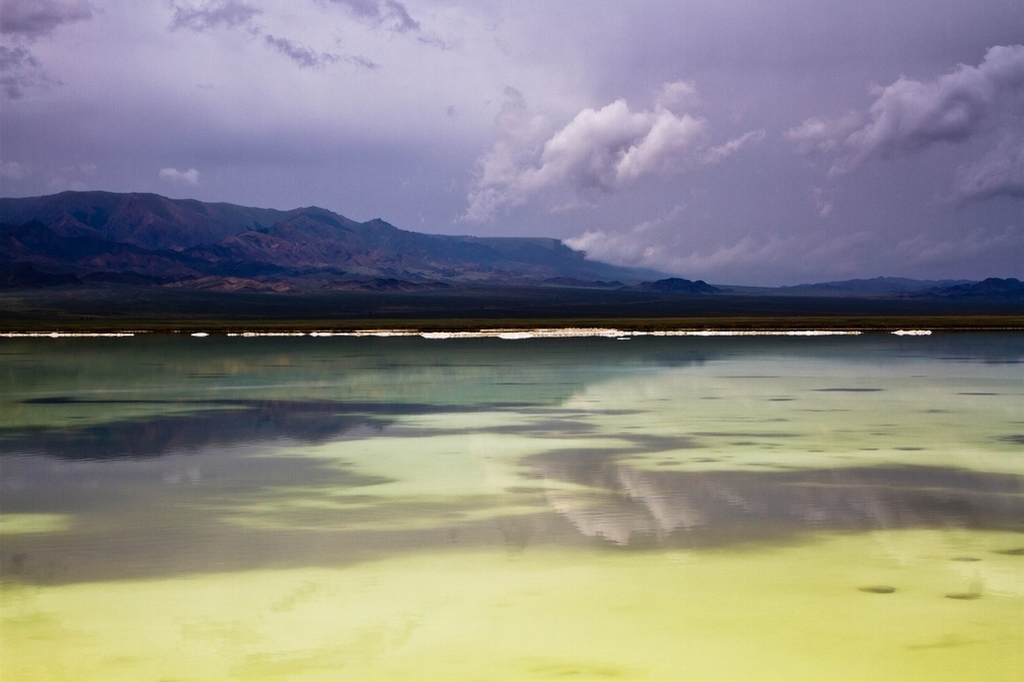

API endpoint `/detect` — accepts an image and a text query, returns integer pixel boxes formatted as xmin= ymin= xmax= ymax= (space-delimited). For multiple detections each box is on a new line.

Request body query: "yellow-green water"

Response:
xmin=1 ymin=334 xmax=1022 ymax=680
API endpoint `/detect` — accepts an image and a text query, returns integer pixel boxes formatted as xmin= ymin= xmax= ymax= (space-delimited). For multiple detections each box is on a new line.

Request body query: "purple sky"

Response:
xmin=1 ymin=0 xmax=1022 ymax=284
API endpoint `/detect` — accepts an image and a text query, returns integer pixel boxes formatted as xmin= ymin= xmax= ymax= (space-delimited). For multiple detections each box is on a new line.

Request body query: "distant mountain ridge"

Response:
xmin=636 ymin=278 xmax=720 ymax=294
xmin=915 ymin=277 xmax=1024 ymax=300
xmin=780 ymin=276 xmax=1024 ymax=301
xmin=1 ymin=191 xmax=669 ymax=291
xmin=782 ymin=277 xmax=973 ymax=295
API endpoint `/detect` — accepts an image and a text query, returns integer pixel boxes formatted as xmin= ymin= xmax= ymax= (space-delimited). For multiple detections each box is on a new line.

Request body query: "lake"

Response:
xmin=1 ymin=332 xmax=1022 ymax=680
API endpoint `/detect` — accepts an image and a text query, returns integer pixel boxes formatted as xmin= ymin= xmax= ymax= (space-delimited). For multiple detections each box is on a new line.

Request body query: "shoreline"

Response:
xmin=3 ymin=285 xmax=1022 ymax=334
xmin=2 ymin=319 xmax=1023 ymax=337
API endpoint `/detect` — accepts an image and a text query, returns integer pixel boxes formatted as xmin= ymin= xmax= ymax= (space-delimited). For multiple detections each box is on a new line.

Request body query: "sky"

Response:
xmin=1 ymin=0 xmax=1022 ymax=285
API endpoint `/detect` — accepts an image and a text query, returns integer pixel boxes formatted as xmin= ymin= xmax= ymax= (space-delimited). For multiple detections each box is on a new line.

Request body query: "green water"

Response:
xmin=1 ymin=334 xmax=1022 ymax=680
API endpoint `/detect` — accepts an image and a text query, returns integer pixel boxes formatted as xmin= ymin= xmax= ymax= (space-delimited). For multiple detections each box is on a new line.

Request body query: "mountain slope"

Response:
xmin=0 ymin=191 xmax=289 ymax=250
xmin=1 ymin=191 xmax=665 ymax=288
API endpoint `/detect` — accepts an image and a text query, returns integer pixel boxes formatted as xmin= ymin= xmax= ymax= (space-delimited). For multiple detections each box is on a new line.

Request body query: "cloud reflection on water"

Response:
xmin=532 ymin=451 xmax=1024 ymax=548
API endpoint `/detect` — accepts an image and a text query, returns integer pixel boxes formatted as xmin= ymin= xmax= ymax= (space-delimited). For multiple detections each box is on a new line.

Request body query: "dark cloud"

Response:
xmin=0 ymin=0 xmax=92 ymax=38
xmin=0 ymin=44 xmax=38 ymax=71
xmin=0 ymin=45 xmax=51 ymax=99
xmin=169 ymin=0 xmax=261 ymax=33
xmin=348 ymin=54 xmax=381 ymax=70
xmin=264 ymin=34 xmax=339 ymax=69
xmin=169 ymin=3 xmax=366 ymax=71
xmin=381 ymin=0 xmax=418 ymax=33
xmin=0 ymin=1 xmax=89 ymax=99
xmin=789 ymin=44 xmax=1024 ymax=204
xmin=328 ymin=0 xmax=420 ymax=34
xmin=952 ymin=132 xmax=1024 ymax=204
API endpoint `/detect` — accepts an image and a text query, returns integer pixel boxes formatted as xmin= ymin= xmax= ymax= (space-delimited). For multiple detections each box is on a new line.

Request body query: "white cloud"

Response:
xmin=655 ymin=80 xmax=699 ymax=112
xmin=462 ymin=86 xmax=554 ymax=222
xmin=565 ymin=205 xmax=686 ymax=269
xmin=788 ymin=44 xmax=1024 ymax=204
xmin=613 ymin=107 xmax=704 ymax=182
xmin=159 ymin=167 xmax=200 ymax=185
xmin=523 ymin=98 xmax=702 ymax=195
xmin=703 ymin=129 xmax=766 ymax=164
xmin=566 ymin=204 xmax=881 ymax=283
xmin=568 ymin=222 xmax=798 ymax=279
xmin=785 ymin=112 xmax=863 ymax=155
xmin=569 ymin=226 xmax=795 ymax=279
xmin=465 ymin=82 xmax=762 ymax=221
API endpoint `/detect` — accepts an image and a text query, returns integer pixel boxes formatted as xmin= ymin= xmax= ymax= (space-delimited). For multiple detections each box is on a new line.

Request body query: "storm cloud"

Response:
xmin=263 ymin=35 xmax=339 ymax=69
xmin=789 ymin=44 xmax=1024 ymax=203
xmin=0 ymin=0 xmax=93 ymax=38
xmin=327 ymin=0 xmax=420 ymax=34
xmin=953 ymin=132 xmax=1024 ymax=203
xmin=0 ymin=44 xmax=46 ymax=98
xmin=0 ymin=0 xmax=91 ymax=98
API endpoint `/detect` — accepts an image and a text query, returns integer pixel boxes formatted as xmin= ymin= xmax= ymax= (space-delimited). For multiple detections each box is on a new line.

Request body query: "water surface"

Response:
xmin=2 ymin=334 xmax=1023 ymax=680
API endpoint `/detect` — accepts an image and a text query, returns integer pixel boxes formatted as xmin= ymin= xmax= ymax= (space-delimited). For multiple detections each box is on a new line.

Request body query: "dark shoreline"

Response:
xmin=2 ymin=283 xmax=1022 ymax=333
xmin=3 ymin=317 xmax=1024 ymax=334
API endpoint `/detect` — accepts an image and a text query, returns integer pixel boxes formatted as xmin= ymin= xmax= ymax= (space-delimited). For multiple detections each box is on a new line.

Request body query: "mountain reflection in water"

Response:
xmin=0 ymin=398 xmax=535 ymax=459
xmin=2 ymin=399 xmax=390 ymax=459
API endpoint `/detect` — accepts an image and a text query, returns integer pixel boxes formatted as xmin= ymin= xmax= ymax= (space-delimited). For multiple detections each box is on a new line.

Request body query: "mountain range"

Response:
xmin=1 ymin=191 xmax=1022 ymax=304
xmin=0 ymin=191 xmax=672 ymax=292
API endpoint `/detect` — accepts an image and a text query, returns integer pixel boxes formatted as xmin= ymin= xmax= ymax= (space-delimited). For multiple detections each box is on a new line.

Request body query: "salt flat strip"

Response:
xmin=641 ymin=330 xmax=863 ymax=337
xmin=420 ymin=329 xmax=864 ymax=339
xmin=0 ymin=332 xmax=136 ymax=338
xmin=207 ymin=329 xmax=868 ymax=339
xmin=226 ymin=332 xmax=310 ymax=337
xmin=1 ymin=329 xmax=871 ymax=339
